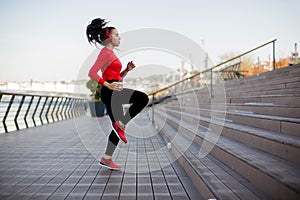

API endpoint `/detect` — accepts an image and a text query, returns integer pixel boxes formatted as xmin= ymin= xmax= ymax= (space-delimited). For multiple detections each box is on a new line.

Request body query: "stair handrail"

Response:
xmin=149 ymin=39 xmax=277 ymax=96
xmin=148 ymin=39 xmax=277 ymax=124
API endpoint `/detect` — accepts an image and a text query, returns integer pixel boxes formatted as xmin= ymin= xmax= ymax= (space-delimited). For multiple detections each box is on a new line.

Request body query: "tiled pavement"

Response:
xmin=0 ymin=114 xmax=201 ymax=200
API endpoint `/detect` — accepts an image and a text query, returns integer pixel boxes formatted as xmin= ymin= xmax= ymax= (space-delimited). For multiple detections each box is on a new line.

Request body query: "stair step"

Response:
xmin=225 ymin=76 xmax=300 ymax=92
xmin=229 ymin=94 xmax=300 ymax=105
xmin=228 ymin=109 xmax=254 ymax=114
xmin=164 ymin=104 xmax=300 ymax=136
xmin=227 ymin=87 xmax=300 ymax=97
xmin=229 ymin=103 xmax=299 ymax=118
xmin=168 ymin=96 xmax=300 ymax=118
xmin=224 ymin=65 xmax=300 ymax=88
xmin=155 ymin=114 xmax=269 ymax=200
xmin=160 ymin=106 xmax=300 ymax=164
xmin=154 ymin=109 xmax=300 ymax=199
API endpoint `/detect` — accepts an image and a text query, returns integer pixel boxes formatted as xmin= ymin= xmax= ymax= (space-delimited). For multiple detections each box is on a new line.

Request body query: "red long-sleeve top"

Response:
xmin=88 ymin=47 xmax=125 ymax=85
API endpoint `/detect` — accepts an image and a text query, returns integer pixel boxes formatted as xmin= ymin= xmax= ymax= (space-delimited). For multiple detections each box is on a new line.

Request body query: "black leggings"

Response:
xmin=100 ymin=80 xmax=149 ymax=155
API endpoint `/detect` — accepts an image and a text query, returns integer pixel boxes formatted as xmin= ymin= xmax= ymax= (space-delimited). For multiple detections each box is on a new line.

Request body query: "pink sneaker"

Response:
xmin=112 ymin=121 xmax=127 ymax=143
xmin=99 ymin=157 xmax=121 ymax=170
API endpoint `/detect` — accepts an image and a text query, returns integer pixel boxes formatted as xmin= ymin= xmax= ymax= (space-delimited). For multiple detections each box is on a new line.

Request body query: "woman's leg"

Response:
xmin=102 ymin=83 xmax=149 ymax=126
xmin=100 ymin=86 xmax=120 ymax=159
xmin=100 ymin=131 xmax=121 ymax=170
xmin=100 ymin=86 xmax=123 ymax=123
xmin=104 ymin=130 xmax=120 ymax=157
xmin=100 ymin=86 xmax=148 ymax=159
xmin=123 ymin=90 xmax=149 ymax=125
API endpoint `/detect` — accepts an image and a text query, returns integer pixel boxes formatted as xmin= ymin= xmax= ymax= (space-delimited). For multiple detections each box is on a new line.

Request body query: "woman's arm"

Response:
xmin=121 ymin=61 xmax=136 ymax=78
xmin=88 ymin=51 xmax=108 ymax=85
xmin=89 ymin=50 xmax=123 ymax=91
xmin=120 ymin=68 xmax=129 ymax=78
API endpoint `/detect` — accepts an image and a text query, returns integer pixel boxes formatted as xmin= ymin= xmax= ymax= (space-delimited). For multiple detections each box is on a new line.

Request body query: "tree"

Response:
xmin=86 ymin=79 xmax=102 ymax=102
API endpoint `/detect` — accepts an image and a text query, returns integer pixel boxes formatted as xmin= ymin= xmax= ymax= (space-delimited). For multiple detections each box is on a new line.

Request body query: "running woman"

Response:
xmin=86 ymin=18 xmax=149 ymax=170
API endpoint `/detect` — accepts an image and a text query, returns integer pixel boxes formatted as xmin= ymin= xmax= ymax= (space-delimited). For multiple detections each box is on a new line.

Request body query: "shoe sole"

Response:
xmin=99 ymin=162 xmax=121 ymax=170
xmin=111 ymin=124 xmax=127 ymax=143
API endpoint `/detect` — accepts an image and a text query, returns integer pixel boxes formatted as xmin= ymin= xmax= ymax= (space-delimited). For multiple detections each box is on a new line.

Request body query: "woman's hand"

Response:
xmin=104 ymin=81 xmax=123 ymax=91
xmin=120 ymin=61 xmax=136 ymax=79
xmin=126 ymin=61 xmax=136 ymax=71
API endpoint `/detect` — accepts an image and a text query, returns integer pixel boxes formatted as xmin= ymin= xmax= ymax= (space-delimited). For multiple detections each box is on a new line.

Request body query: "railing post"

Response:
xmin=273 ymin=40 xmax=276 ymax=70
xmin=32 ymin=96 xmax=42 ymax=127
xmin=14 ymin=96 xmax=25 ymax=131
xmin=210 ymin=69 xmax=213 ymax=99
xmin=152 ymin=94 xmax=155 ymax=124
xmin=3 ymin=95 xmax=15 ymax=133
xmin=79 ymin=100 xmax=85 ymax=116
xmin=51 ymin=97 xmax=59 ymax=122
xmin=64 ymin=98 xmax=72 ymax=119
xmin=60 ymin=97 xmax=68 ymax=120
xmin=71 ymin=99 xmax=77 ymax=117
xmin=77 ymin=100 xmax=80 ymax=116
xmin=56 ymin=97 xmax=64 ymax=121
xmin=68 ymin=99 xmax=74 ymax=118
xmin=67 ymin=98 xmax=73 ymax=119
xmin=74 ymin=99 xmax=79 ymax=117
xmin=78 ymin=99 xmax=84 ymax=116
xmin=40 ymin=97 xmax=48 ymax=125
xmin=45 ymin=97 xmax=54 ymax=124
xmin=24 ymin=96 xmax=34 ymax=128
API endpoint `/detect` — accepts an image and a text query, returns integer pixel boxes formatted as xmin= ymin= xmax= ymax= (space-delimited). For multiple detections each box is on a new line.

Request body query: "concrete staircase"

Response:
xmin=153 ymin=64 xmax=300 ymax=200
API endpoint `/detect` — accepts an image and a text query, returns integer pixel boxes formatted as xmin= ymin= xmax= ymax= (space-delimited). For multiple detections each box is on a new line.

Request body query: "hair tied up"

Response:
xmin=91 ymin=18 xmax=107 ymax=28
xmin=86 ymin=17 xmax=112 ymax=46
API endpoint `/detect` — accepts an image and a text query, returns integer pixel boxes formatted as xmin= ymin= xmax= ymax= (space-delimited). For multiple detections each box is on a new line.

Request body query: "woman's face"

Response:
xmin=110 ymin=29 xmax=121 ymax=47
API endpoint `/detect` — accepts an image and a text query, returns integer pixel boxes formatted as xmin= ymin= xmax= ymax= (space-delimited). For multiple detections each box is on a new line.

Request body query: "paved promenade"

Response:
xmin=0 ymin=114 xmax=201 ymax=200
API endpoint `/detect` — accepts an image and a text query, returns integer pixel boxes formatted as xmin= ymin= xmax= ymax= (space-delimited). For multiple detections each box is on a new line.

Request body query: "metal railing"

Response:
xmin=0 ymin=91 xmax=88 ymax=133
xmin=148 ymin=39 xmax=277 ymax=123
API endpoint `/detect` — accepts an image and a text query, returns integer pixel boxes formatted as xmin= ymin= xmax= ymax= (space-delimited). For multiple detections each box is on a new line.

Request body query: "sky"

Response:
xmin=0 ymin=0 xmax=299 ymax=82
